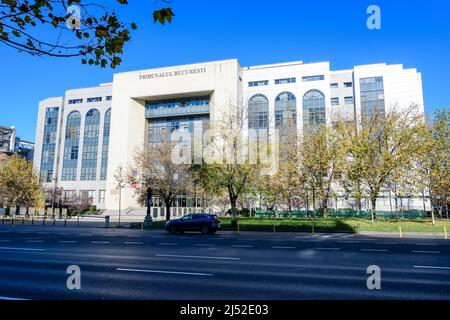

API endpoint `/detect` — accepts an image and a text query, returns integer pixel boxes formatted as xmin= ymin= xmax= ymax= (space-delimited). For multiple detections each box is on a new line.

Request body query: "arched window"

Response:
xmin=100 ymin=109 xmax=111 ymax=180
xmin=302 ymin=90 xmax=326 ymax=128
xmin=248 ymin=94 xmax=269 ymax=129
xmin=81 ymin=109 xmax=100 ymax=181
xmin=275 ymin=92 xmax=297 ymax=129
xmin=61 ymin=111 xmax=81 ymax=181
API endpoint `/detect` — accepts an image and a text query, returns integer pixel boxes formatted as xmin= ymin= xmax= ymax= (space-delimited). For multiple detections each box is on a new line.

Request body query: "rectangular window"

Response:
xmin=248 ymin=80 xmax=269 ymax=87
xmin=330 ymin=83 xmax=339 ymax=89
xmin=331 ymin=97 xmax=340 ymax=106
xmin=302 ymin=75 xmax=325 ymax=82
xmin=87 ymin=97 xmax=102 ymax=103
xmin=344 ymin=96 xmax=354 ymax=105
xmin=68 ymin=99 xmax=83 ymax=105
xmin=344 ymin=82 xmax=353 ymax=88
xmin=106 ymin=96 xmax=112 ymax=101
xmin=98 ymin=190 xmax=106 ymax=204
xmin=80 ymin=190 xmax=95 ymax=200
xmin=275 ymin=78 xmax=296 ymax=85
xmin=360 ymin=76 xmax=385 ymax=123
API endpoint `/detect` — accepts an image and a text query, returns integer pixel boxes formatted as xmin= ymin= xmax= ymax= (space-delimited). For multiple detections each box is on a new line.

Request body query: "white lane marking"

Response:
xmin=314 ymin=247 xmax=340 ymax=251
xmin=337 ymin=241 xmax=362 ymax=244
xmin=412 ymin=250 xmax=440 ymax=254
xmin=376 ymin=242 xmax=399 ymax=245
xmin=415 ymin=243 xmax=438 ymax=246
xmin=232 ymin=245 xmax=254 ymax=248
xmin=0 ymin=247 xmax=46 ymax=252
xmin=414 ymin=265 xmax=450 ymax=270
xmin=92 ymin=241 xmax=110 ymax=244
xmin=117 ymin=268 xmax=213 ymax=277
xmin=159 ymin=243 xmax=178 ymax=246
xmin=361 ymin=249 xmax=389 ymax=252
xmin=272 ymin=246 xmax=296 ymax=249
xmin=194 ymin=244 xmax=215 ymax=247
xmin=124 ymin=242 xmax=143 ymax=245
xmin=156 ymin=254 xmax=240 ymax=261
xmin=58 ymin=241 xmax=77 ymax=243
xmin=0 ymin=296 xmax=28 ymax=301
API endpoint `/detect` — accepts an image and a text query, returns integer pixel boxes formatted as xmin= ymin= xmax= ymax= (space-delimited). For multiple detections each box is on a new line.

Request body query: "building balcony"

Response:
xmin=145 ymin=104 xmax=210 ymax=119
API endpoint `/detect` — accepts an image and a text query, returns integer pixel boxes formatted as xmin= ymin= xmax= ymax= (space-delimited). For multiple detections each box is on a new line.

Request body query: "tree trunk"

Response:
xmin=230 ymin=196 xmax=238 ymax=227
xmin=428 ymin=187 xmax=435 ymax=225
xmin=421 ymin=191 xmax=426 ymax=217
xmin=371 ymin=198 xmax=377 ymax=223
xmin=165 ymin=198 xmax=172 ymax=222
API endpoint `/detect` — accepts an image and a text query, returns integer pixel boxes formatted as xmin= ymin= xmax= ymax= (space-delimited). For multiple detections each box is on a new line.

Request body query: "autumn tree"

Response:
xmin=415 ymin=109 xmax=450 ymax=222
xmin=199 ymin=102 xmax=270 ymax=227
xmin=0 ymin=155 xmax=44 ymax=214
xmin=347 ymin=107 xmax=424 ymax=222
xmin=0 ymin=0 xmax=175 ymax=67
xmin=300 ymin=121 xmax=347 ymax=217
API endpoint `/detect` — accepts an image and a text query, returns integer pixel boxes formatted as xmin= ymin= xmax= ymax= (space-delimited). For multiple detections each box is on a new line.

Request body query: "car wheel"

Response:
xmin=169 ymin=225 xmax=177 ymax=234
xmin=201 ymin=226 xmax=209 ymax=235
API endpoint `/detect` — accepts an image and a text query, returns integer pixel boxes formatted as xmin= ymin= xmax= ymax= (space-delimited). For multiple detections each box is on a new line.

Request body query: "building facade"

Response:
xmin=1 ymin=125 xmax=35 ymax=162
xmin=33 ymin=59 xmax=426 ymax=214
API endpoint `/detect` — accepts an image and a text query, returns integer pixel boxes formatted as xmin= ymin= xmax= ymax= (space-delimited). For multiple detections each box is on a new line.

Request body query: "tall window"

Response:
xmin=40 ymin=107 xmax=59 ymax=182
xmin=100 ymin=109 xmax=111 ymax=180
xmin=275 ymin=92 xmax=297 ymax=129
xmin=62 ymin=111 xmax=81 ymax=181
xmin=302 ymin=90 xmax=326 ymax=129
xmin=360 ymin=76 xmax=385 ymax=123
xmin=81 ymin=109 xmax=100 ymax=181
xmin=248 ymin=94 xmax=269 ymax=130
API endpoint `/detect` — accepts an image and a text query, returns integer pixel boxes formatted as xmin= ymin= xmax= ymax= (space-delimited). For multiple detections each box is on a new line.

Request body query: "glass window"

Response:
xmin=80 ymin=109 xmax=100 ymax=181
xmin=40 ymin=107 xmax=59 ymax=182
xmin=248 ymin=94 xmax=269 ymax=129
xmin=360 ymin=77 xmax=385 ymax=124
xmin=331 ymin=97 xmax=339 ymax=106
xmin=344 ymin=96 xmax=354 ymax=105
xmin=275 ymin=78 xmax=296 ymax=85
xmin=62 ymin=111 xmax=81 ymax=181
xmin=87 ymin=97 xmax=102 ymax=103
xmin=98 ymin=190 xmax=106 ymax=204
xmin=106 ymin=96 xmax=112 ymax=101
xmin=248 ymin=80 xmax=269 ymax=87
xmin=68 ymin=99 xmax=83 ymax=105
xmin=344 ymin=82 xmax=353 ymax=88
xmin=302 ymin=75 xmax=325 ymax=82
xmin=275 ymin=92 xmax=297 ymax=129
xmin=330 ymin=83 xmax=339 ymax=89
xmin=100 ymin=109 xmax=111 ymax=180
xmin=80 ymin=190 xmax=95 ymax=200
xmin=303 ymin=89 xmax=326 ymax=130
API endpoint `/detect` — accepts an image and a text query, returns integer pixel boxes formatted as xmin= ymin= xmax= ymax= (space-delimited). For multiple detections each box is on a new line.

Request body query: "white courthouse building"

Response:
xmin=33 ymin=59 xmax=427 ymax=216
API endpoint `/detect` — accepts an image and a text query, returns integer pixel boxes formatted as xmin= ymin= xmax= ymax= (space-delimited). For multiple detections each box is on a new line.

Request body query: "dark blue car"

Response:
xmin=165 ymin=214 xmax=221 ymax=234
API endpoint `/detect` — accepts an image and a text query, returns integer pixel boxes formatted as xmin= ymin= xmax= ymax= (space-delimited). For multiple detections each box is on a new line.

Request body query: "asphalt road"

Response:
xmin=0 ymin=224 xmax=449 ymax=300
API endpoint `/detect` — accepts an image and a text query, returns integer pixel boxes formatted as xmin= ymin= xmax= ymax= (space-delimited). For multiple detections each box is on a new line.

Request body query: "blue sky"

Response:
xmin=1 ymin=0 xmax=449 ymax=141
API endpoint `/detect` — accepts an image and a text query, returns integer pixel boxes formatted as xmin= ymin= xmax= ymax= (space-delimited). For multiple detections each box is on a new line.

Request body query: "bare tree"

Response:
xmin=130 ymin=139 xmax=192 ymax=222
